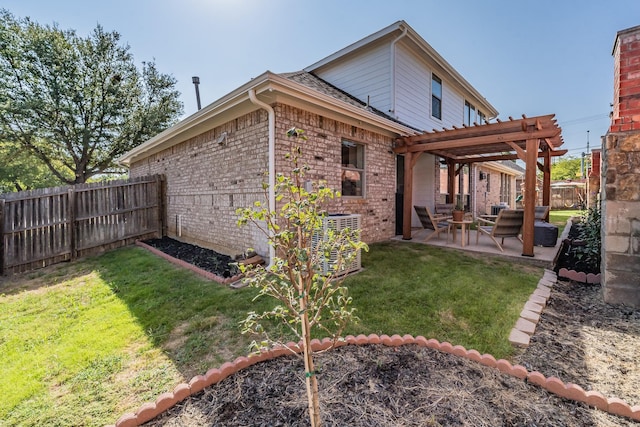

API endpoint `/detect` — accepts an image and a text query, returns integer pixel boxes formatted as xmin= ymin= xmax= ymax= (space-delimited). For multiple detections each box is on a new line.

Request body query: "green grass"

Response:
xmin=0 ymin=242 xmax=542 ymax=426
xmin=344 ymin=241 xmax=541 ymax=357
xmin=549 ymin=209 xmax=583 ymax=235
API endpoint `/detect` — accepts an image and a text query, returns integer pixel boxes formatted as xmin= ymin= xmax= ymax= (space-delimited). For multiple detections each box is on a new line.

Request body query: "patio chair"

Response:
xmin=476 ymin=209 xmax=524 ymax=252
xmin=435 ymin=203 xmax=454 ymax=217
xmin=535 ymin=205 xmax=550 ymax=222
xmin=414 ymin=205 xmax=451 ymax=242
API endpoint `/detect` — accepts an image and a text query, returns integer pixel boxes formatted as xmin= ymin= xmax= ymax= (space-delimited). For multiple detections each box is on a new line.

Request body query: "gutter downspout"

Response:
xmin=248 ymin=89 xmax=275 ymax=267
xmin=389 ymin=26 xmax=408 ymax=118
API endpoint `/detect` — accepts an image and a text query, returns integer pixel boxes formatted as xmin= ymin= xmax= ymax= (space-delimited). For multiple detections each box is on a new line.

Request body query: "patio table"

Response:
xmin=447 ymin=219 xmax=473 ymax=247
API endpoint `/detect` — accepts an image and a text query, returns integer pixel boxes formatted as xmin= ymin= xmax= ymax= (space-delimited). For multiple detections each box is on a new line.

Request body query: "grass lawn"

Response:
xmin=549 ymin=209 xmax=583 ymax=235
xmin=0 ymin=242 xmax=542 ymax=426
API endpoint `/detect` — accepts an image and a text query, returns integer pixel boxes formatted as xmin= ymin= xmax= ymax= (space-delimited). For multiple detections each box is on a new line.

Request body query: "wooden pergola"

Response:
xmin=393 ymin=114 xmax=566 ymax=257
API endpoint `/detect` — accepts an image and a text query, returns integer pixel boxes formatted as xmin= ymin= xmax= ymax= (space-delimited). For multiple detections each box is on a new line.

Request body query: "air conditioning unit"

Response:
xmin=312 ymin=214 xmax=362 ymax=275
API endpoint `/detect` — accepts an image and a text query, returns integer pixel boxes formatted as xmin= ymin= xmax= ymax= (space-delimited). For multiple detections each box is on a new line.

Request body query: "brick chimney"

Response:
xmin=611 ymin=25 xmax=640 ymax=132
xmin=602 ymin=25 xmax=640 ymax=308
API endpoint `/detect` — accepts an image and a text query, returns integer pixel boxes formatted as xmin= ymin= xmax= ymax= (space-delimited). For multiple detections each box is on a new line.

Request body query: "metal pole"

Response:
xmin=192 ymin=76 xmax=202 ymax=110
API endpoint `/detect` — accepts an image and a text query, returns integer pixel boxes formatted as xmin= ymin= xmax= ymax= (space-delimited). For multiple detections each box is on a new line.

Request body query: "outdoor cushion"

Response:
xmin=534 ymin=221 xmax=558 ymax=246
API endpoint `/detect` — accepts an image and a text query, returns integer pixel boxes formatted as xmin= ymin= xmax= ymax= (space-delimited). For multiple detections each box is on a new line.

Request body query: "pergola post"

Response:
xmin=402 ymin=152 xmax=414 ymax=240
xmin=522 ymin=138 xmax=539 ymax=257
xmin=447 ymin=159 xmax=456 ymax=204
xmin=542 ymin=148 xmax=551 ymax=219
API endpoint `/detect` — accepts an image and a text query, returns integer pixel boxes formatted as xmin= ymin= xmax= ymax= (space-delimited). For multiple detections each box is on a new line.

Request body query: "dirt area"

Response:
xmin=137 ymin=239 xmax=640 ymax=426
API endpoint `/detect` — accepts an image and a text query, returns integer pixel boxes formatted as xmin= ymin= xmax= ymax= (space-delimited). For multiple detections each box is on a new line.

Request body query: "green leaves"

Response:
xmin=0 ymin=10 xmax=183 ymax=185
xmin=237 ymin=129 xmax=368 ymax=346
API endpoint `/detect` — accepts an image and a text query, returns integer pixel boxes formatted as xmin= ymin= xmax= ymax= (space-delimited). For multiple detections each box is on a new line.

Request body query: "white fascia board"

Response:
xmin=265 ymin=73 xmax=418 ymax=136
xmin=305 ymin=20 xmax=498 ymax=119
xmin=304 ymin=21 xmax=404 ymax=72
xmin=402 ymin=29 xmax=498 ymax=119
xmin=117 ymin=72 xmax=275 ymax=166
xmin=484 ymin=161 xmax=522 ymax=175
xmin=118 ymin=71 xmax=417 ymax=166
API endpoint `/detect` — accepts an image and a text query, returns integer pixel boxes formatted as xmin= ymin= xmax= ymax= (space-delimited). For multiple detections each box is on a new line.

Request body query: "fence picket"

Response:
xmin=0 ymin=175 xmax=164 ymax=275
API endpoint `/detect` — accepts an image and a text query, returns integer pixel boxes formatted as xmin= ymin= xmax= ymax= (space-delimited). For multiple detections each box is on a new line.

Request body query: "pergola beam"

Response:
xmin=396 ymin=128 xmax=561 ymax=154
xmin=454 ymin=149 xmax=567 ymax=164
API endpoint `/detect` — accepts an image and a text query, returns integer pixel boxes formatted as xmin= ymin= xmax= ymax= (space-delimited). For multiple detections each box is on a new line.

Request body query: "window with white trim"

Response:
xmin=500 ymin=173 xmax=512 ymax=204
xmin=341 ymin=140 xmax=365 ymax=197
xmin=431 ymin=74 xmax=442 ymax=120
xmin=464 ymin=100 xmax=486 ymax=125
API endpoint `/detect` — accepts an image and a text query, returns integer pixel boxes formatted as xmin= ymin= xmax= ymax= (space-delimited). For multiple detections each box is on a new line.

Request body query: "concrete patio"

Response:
xmin=396 ymin=227 xmax=561 ymax=269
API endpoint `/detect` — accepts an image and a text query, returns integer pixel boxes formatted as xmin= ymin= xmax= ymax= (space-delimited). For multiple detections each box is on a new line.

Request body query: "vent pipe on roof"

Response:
xmin=192 ymin=76 xmax=202 ymax=110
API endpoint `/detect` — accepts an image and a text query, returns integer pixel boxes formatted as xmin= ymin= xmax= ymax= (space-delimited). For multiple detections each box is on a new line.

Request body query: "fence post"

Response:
xmin=68 ymin=189 xmax=77 ymax=260
xmin=0 ymin=199 xmax=5 ymax=275
xmin=157 ymin=175 xmax=166 ymax=237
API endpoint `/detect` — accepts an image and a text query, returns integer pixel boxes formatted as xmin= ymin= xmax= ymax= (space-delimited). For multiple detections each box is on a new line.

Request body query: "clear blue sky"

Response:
xmin=5 ymin=0 xmax=639 ymax=157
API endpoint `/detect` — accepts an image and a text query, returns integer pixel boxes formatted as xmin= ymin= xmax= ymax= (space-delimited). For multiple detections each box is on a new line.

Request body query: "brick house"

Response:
xmin=118 ymin=21 xmax=498 ymax=260
xmin=439 ymin=161 xmax=523 ymax=215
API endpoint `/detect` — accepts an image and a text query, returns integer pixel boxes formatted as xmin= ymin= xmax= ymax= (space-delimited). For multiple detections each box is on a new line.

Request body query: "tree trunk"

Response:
xmin=301 ymin=299 xmax=321 ymax=426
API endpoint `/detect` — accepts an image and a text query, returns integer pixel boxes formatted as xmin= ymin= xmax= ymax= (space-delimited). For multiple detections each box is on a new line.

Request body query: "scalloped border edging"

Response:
xmin=554 ymin=216 xmax=601 ymax=284
xmin=558 ymin=267 xmax=601 ymax=284
xmin=135 ymin=240 xmax=242 ymax=285
xmin=108 ymin=333 xmax=640 ymax=426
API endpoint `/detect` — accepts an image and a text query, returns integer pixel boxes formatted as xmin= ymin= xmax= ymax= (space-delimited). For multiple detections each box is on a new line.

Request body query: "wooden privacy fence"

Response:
xmin=0 ymin=175 xmax=164 ymax=275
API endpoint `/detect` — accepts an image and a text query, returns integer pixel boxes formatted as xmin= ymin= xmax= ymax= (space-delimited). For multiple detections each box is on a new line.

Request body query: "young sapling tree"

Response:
xmin=236 ymin=128 xmax=368 ymax=427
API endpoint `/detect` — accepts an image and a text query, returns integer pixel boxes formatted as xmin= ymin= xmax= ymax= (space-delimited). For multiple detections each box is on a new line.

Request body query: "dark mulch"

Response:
xmin=143 ymin=237 xmax=239 ymax=278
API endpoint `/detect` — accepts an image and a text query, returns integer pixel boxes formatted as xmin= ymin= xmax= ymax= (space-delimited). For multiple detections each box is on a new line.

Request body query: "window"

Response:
xmin=464 ymin=101 xmax=475 ymax=126
xmin=341 ymin=140 xmax=365 ymax=197
xmin=431 ymin=74 xmax=442 ymax=120
xmin=500 ymin=173 xmax=512 ymax=204
xmin=486 ymin=172 xmax=491 ymax=192
xmin=464 ymin=100 xmax=486 ymax=125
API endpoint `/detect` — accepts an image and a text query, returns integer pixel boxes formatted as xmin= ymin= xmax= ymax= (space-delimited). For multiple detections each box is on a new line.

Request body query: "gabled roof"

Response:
xmin=305 ymin=20 xmax=498 ymax=119
xmin=118 ymin=71 xmax=419 ymax=166
xmin=282 ymin=71 xmax=422 ymax=132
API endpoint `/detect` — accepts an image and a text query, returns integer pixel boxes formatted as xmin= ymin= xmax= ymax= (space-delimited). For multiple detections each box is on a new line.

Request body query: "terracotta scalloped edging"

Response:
xmin=108 ymin=333 xmax=640 ymax=426
xmin=558 ymin=267 xmax=601 ymax=284
xmin=135 ymin=240 xmax=243 ymax=285
xmin=555 ymin=216 xmax=601 ymax=284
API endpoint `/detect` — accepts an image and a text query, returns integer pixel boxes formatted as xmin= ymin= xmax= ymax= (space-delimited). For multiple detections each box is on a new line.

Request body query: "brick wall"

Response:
xmin=610 ymin=25 xmax=640 ymax=133
xmin=130 ymin=103 xmax=397 ymax=259
xmin=273 ymin=104 xmax=397 ymax=244
xmin=602 ymin=25 xmax=640 ymax=307
xmin=130 ymin=110 xmax=270 ymax=257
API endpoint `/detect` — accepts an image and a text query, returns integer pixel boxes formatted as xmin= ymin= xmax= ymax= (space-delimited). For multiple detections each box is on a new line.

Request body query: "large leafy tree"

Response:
xmin=0 ymin=140 xmax=63 ymax=192
xmin=0 ymin=10 xmax=183 ymax=184
xmin=551 ymin=156 xmax=583 ymax=181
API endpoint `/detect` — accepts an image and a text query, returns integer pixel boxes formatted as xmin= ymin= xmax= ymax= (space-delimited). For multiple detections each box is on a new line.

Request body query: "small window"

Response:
xmin=464 ymin=101 xmax=475 ymax=126
xmin=465 ymin=101 xmax=486 ymax=125
xmin=431 ymin=74 xmax=442 ymax=120
xmin=341 ymin=140 xmax=365 ymax=197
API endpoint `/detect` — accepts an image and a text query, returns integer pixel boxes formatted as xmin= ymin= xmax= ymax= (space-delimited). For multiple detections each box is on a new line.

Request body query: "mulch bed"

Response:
xmin=143 ymin=237 xmax=239 ymax=278
xmin=138 ymin=237 xmax=640 ymax=426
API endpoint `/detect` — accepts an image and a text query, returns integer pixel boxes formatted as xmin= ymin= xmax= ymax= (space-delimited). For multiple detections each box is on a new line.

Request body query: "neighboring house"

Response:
xmin=118 ymin=21 xmax=498 ymax=260
xmin=472 ymin=161 xmax=523 ymax=215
